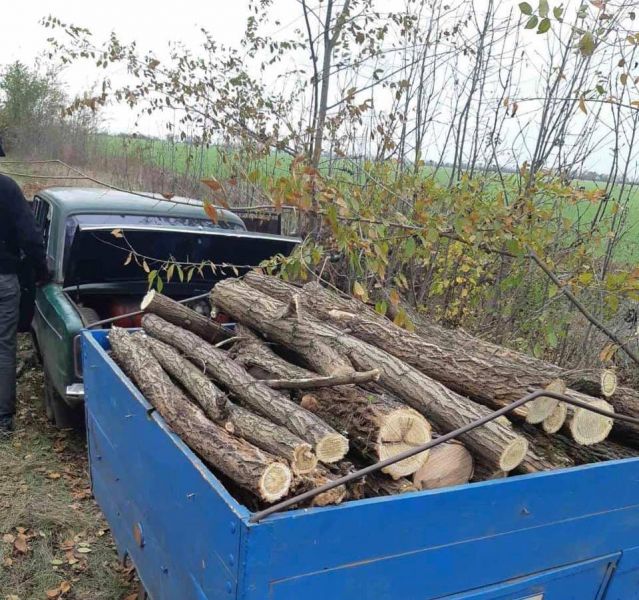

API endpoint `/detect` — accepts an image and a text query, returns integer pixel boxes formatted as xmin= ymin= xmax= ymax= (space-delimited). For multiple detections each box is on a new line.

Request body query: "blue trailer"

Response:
xmin=82 ymin=329 xmax=639 ymax=600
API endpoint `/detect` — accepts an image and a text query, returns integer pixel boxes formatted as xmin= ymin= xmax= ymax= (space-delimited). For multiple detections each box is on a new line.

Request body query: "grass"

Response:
xmin=0 ymin=336 xmax=137 ymax=600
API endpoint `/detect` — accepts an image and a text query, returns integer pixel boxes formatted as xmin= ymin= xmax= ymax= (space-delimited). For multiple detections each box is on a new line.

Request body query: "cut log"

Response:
xmin=141 ymin=290 xmax=230 ymax=344
xmin=471 ymin=461 xmax=507 ymax=482
xmin=108 ymin=328 xmax=292 ymax=502
xmin=142 ymin=314 xmax=348 ymax=464
xmin=362 ymin=473 xmax=418 ymax=496
xmin=141 ymin=334 xmax=228 ymax=421
xmin=225 ymin=404 xmax=318 ymax=475
xmin=244 ymin=274 xmax=621 ymax=445
xmin=542 ymin=401 xmax=567 ymax=434
xmin=212 ymin=279 xmax=530 ymax=474
xmin=289 ymin=467 xmax=347 ymax=507
xmin=326 ymin=309 xmax=614 ymax=445
xmin=526 ymin=379 xmax=565 ymax=425
xmin=140 ymin=334 xmax=317 ymax=474
xmin=412 ymin=441 xmax=474 ymax=490
xmin=564 ymin=368 xmax=618 ymax=398
xmin=564 ymin=397 xmax=614 ymax=446
xmin=264 ymin=369 xmax=381 ymax=390
xmin=221 ymin=283 xmax=354 ymax=377
xmin=300 ymin=388 xmax=432 ymax=479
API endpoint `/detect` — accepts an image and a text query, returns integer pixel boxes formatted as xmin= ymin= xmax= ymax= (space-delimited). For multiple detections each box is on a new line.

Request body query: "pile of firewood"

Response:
xmin=108 ymin=272 xmax=639 ymax=510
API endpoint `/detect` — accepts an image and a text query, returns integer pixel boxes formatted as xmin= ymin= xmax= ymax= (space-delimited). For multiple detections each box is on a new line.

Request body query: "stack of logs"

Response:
xmin=108 ymin=272 xmax=639 ymax=510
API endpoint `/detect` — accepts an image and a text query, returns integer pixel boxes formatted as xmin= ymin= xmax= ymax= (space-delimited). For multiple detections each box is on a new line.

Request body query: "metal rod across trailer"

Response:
xmin=82 ymin=329 xmax=639 ymax=600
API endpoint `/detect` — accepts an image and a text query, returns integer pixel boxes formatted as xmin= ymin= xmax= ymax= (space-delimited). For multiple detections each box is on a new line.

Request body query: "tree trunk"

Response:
xmin=412 ymin=441 xmax=474 ymax=490
xmin=211 ymin=279 xmax=531 ymax=474
xmin=300 ymin=388 xmax=432 ymax=479
xmin=326 ymin=308 xmax=614 ymax=445
xmin=141 ymin=290 xmax=230 ymax=345
xmin=244 ymin=274 xmax=627 ymax=445
xmin=108 ymin=327 xmax=292 ymax=502
xmin=141 ymin=333 xmax=317 ymax=474
xmin=363 ymin=473 xmax=418 ymax=496
xmin=142 ymin=334 xmax=228 ymax=421
xmin=142 ymin=314 xmax=348 ymax=464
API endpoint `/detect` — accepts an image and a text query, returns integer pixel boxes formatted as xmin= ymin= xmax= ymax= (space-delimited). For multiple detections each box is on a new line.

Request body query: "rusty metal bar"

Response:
xmin=249 ymin=389 xmax=639 ymax=523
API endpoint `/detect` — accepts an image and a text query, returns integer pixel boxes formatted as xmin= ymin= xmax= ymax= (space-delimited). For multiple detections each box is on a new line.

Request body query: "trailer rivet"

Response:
xmin=521 ymin=507 xmax=530 ymax=516
xmin=230 ymin=522 xmax=236 ymax=534
xmin=225 ymin=581 xmax=233 ymax=594
xmin=162 ymin=566 xmax=169 ymax=575
xmin=228 ymin=554 xmax=235 ymax=566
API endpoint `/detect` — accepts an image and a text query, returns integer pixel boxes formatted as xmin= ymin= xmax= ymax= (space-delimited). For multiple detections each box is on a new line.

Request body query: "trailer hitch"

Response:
xmin=250 ymin=389 xmax=639 ymax=523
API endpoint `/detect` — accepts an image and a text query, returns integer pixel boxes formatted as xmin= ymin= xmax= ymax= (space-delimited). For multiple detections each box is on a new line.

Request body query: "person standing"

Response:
xmin=0 ymin=159 xmax=49 ymax=435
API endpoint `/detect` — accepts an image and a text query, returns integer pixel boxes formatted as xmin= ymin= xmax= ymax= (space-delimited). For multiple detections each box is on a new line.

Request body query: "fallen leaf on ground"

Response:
xmin=14 ymin=533 xmax=28 ymax=554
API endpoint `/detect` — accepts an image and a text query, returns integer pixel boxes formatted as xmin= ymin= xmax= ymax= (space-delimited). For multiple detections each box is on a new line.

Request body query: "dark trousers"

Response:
xmin=0 ymin=273 xmax=19 ymax=427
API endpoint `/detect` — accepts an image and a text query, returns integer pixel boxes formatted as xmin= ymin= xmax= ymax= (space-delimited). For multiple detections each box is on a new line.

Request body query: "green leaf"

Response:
xmin=156 ymin=277 xmax=164 ymax=293
xmin=525 ymin=15 xmax=539 ymax=29
xmin=596 ymin=84 xmax=605 ymax=95
xmin=539 ymin=0 xmax=549 ymax=18
xmin=519 ymin=2 xmax=533 ymax=15
xmin=405 ymin=236 xmax=416 ymax=258
xmin=147 ymin=270 xmax=157 ymax=288
xmin=579 ymin=32 xmax=595 ymax=56
xmin=546 ymin=328 xmax=558 ymax=348
xmin=578 ymin=271 xmax=594 ymax=285
xmin=537 ymin=17 xmax=551 ymax=33
xmin=553 ymin=6 xmax=563 ymax=19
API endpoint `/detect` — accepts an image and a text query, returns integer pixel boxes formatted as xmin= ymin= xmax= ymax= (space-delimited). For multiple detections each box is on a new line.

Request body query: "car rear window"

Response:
xmin=72 ymin=213 xmax=246 ymax=231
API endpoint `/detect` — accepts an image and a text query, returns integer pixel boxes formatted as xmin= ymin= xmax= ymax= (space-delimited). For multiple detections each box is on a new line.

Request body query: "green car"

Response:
xmin=27 ymin=187 xmax=299 ymax=426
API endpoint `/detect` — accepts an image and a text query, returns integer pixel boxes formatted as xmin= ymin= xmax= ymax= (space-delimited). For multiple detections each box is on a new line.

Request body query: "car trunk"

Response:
xmin=62 ymin=224 xmax=299 ymax=325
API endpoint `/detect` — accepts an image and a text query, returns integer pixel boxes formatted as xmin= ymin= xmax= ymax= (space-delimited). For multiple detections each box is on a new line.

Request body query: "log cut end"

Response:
xmin=378 ymin=409 xmax=432 ymax=479
xmin=601 ymin=370 xmax=618 ymax=398
xmin=311 ymin=484 xmax=347 ymax=507
xmin=499 ymin=436 xmax=529 ymax=472
xmin=542 ymin=402 xmax=567 ymax=434
xmin=259 ymin=462 xmax=293 ymax=503
xmin=525 ymin=378 xmax=565 ymax=424
xmin=140 ymin=290 xmax=156 ymax=311
xmin=315 ymin=433 xmax=350 ymax=464
xmin=570 ymin=399 xmax=614 ymax=446
xmin=292 ymin=444 xmax=319 ymax=475
xmin=413 ymin=441 xmax=474 ymax=490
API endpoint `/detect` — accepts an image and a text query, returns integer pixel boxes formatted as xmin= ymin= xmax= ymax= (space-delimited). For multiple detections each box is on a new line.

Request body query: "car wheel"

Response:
xmin=43 ymin=369 xmax=83 ymax=429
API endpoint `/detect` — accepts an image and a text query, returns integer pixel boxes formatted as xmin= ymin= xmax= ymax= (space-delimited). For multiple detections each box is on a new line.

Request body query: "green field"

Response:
xmin=93 ymin=134 xmax=639 ymax=262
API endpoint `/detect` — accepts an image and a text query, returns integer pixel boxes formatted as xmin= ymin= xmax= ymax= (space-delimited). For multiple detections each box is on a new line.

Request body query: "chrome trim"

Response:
xmin=34 ymin=301 xmax=63 ymax=340
xmin=77 ymin=224 xmax=301 ymax=244
xmin=65 ymin=383 xmax=85 ymax=401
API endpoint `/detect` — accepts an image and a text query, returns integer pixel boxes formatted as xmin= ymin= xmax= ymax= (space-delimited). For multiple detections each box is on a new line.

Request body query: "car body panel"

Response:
xmin=30 ymin=187 xmax=299 ymax=406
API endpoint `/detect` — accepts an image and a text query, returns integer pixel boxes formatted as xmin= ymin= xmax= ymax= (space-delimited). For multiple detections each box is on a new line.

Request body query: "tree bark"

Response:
xmin=290 ymin=466 xmax=347 ymax=507
xmin=300 ymin=388 xmax=432 ymax=479
xmin=363 ymin=473 xmax=418 ymax=496
xmin=212 ymin=279 xmax=531 ymax=474
xmin=412 ymin=441 xmax=474 ymax=491
xmin=141 ymin=333 xmax=317 ymax=474
xmin=327 ymin=308 xmax=614 ymax=445
xmin=244 ymin=274 xmax=629 ymax=445
xmin=141 ymin=290 xmax=230 ymax=345
xmin=108 ymin=327 xmax=292 ymax=502
xmin=142 ymin=314 xmax=348 ymax=464
xmin=142 ymin=334 xmax=228 ymax=421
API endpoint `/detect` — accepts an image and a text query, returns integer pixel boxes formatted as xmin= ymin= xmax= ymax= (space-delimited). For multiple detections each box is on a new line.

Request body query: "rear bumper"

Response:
xmin=65 ymin=383 xmax=85 ymax=405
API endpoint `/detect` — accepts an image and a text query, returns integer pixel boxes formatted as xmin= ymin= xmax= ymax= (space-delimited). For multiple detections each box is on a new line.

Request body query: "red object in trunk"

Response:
xmin=109 ymin=299 xmax=144 ymax=328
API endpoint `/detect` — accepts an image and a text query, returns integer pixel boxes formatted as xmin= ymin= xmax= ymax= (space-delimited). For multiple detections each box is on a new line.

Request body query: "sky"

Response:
xmin=1 ymin=2 xmax=634 ymax=176
xmin=2 ymin=0 xmax=267 ymax=133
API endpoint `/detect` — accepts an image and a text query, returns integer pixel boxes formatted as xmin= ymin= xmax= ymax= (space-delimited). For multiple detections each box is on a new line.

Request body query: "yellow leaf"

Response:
xmin=14 ymin=533 xmax=28 ymax=554
xmin=111 ymin=228 xmax=124 ymax=238
xmin=389 ymin=288 xmax=401 ymax=307
xmin=142 ymin=261 xmax=150 ymax=274
xmin=621 ymin=73 xmax=628 ymax=86
xmin=352 ymin=281 xmax=369 ymax=303
xmin=578 ymin=95 xmax=587 ymax=114
xmin=124 ymin=252 xmax=133 ymax=266
xmin=599 ymin=342 xmax=618 ymax=363
xmin=48 ymin=472 xmax=61 ymax=480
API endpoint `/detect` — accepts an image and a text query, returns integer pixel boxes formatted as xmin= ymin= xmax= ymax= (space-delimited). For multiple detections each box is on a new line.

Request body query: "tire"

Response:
xmin=43 ymin=369 xmax=84 ymax=429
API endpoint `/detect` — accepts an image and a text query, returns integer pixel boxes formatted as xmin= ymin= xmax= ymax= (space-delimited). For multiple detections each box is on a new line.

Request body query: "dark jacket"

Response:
xmin=0 ymin=174 xmax=48 ymax=282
